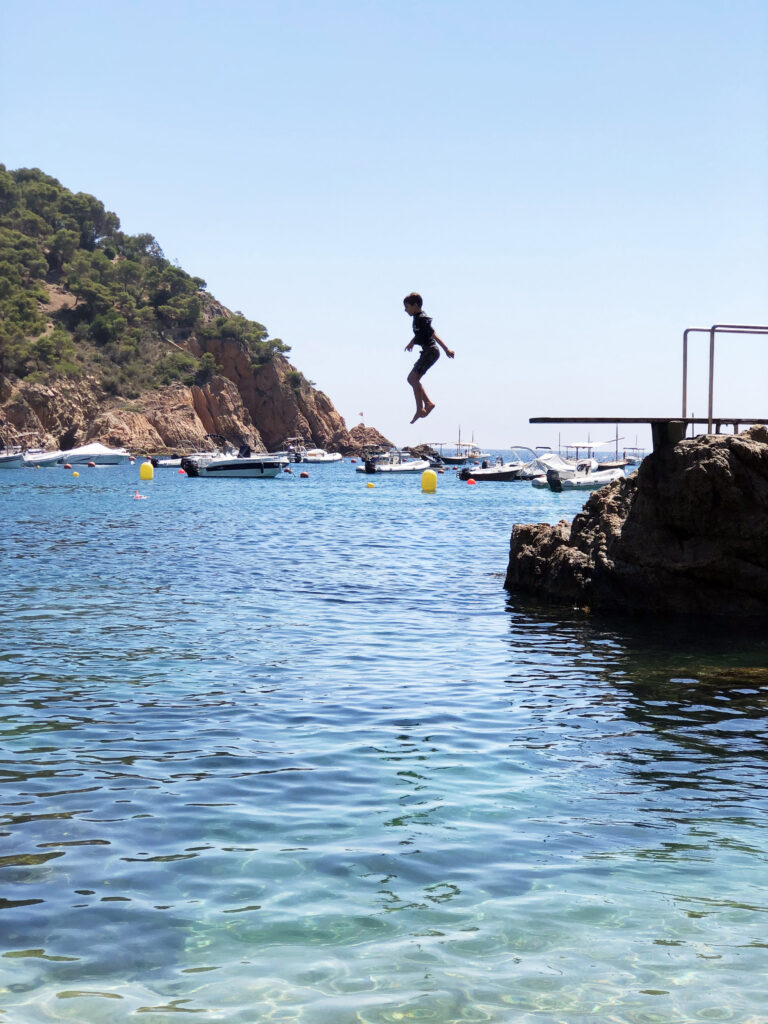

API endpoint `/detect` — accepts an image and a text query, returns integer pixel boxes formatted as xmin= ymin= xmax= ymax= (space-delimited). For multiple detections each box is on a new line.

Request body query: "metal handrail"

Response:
xmin=682 ymin=324 xmax=768 ymax=430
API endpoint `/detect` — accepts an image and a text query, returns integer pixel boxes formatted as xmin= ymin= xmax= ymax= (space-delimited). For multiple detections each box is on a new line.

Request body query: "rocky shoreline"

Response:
xmin=505 ymin=427 xmax=768 ymax=617
xmin=0 ymin=353 xmax=391 ymax=457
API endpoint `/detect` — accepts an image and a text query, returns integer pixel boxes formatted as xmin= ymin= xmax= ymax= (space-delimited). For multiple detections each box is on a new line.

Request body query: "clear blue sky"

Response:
xmin=2 ymin=0 xmax=766 ymax=450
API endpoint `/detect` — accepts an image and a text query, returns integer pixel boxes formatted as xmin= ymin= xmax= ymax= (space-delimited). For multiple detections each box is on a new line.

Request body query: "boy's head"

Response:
xmin=403 ymin=292 xmax=423 ymax=311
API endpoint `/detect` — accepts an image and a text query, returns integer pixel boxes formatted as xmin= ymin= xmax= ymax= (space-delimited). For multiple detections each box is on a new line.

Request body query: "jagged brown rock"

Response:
xmin=505 ymin=428 xmax=768 ymax=617
xmin=349 ymin=422 xmax=393 ymax=452
xmin=1 ymin=346 xmax=389 ymax=455
xmin=2 ymin=376 xmax=106 ymax=449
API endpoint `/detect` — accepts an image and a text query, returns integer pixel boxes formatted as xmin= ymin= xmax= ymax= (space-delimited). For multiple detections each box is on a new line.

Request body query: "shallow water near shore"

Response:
xmin=1 ymin=459 xmax=767 ymax=1023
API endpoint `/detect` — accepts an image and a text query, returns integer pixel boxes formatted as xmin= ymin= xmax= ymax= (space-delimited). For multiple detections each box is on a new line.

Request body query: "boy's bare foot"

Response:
xmin=410 ymin=410 xmax=424 ymax=424
xmin=422 ymin=401 xmax=436 ymax=418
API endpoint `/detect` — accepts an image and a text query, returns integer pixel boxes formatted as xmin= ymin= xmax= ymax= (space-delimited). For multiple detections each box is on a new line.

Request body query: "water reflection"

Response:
xmin=504 ymin=596 xmax=768 ymax=765
xmin=2 ymin=463 xmax=768 ymax=1022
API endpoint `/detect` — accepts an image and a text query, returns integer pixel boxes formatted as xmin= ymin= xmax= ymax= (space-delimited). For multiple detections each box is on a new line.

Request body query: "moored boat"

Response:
xmin=181 ymin=445 xmax=288 ymax=478
xmin=436 ymin=429 xmax=488 ymax=465
xmin=459 ymin=456 xmax=524 ymax=481
xmin=519 ymin=451 xmax=581 ymax=480
xmin=356 ymin=449 xmax=430 ymax=473
xmin=0 ymin=434 xmax=24 ymax=467
xmin=458 ymin=447 xmax=536 ymax=481
xmin=281 ymin=438 xmax=343 ymax=463
xmin=303 ymin=448 xmax=342 ymax=463
xmin=545 ymin=461 xmax=625 ymax=492
xmin=61 ymin=442 xmax=133 ymax=465
xmin=23 ymin=449 xmax=67 ymax=467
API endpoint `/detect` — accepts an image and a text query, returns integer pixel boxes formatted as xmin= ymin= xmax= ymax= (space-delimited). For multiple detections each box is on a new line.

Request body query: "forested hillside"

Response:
xmin=0 ymin=165 xmax=289 ymax=394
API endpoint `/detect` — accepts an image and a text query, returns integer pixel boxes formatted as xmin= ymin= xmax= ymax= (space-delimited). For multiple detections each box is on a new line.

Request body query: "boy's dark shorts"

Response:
xmin=413 ymin=345 xmax=440 ymax=376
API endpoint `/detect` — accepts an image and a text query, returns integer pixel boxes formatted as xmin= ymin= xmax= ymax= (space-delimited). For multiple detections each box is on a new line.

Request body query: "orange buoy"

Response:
xmin=64 ymin=463 xmax=72 ymax=469
xmin=178 ymin=468 xmax=185 ymax=474
xmin=300 ymin=471 xmax=309 ymax=478
xmin=467 ymin=478 xmax=476 ymax=485
xmin=88 ymin=461 xmax=96 ymax=467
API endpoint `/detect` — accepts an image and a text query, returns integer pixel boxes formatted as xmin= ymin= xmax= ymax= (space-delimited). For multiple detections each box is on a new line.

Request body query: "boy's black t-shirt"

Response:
xmin=412 ymin=311 xmax=437 ymax=349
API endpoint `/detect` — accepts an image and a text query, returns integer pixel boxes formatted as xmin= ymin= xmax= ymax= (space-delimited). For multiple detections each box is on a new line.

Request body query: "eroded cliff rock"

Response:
xmin=0 ymin=375 xmax=264 ymax=453
xmin=505 ymin=428 xmax=768 ymax=617
xmin=1 ymin=375 xmax=107 ymax=450
xmin=349 ymin=422 xmax=393 ymax=450
xmin=1 ymin=302 xmax=387 ymax=454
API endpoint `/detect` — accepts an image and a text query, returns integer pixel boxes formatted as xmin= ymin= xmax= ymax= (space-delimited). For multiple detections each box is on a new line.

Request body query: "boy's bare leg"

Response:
xmin=420 ymin=383 xmax=435 ymax=418
xmin=408 ymin=371 xmax=425 ymax=423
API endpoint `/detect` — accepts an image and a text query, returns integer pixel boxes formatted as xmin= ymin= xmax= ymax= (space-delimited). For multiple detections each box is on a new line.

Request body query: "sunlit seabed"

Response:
xmin=1 ymin=461 xmax=767 ymax=1023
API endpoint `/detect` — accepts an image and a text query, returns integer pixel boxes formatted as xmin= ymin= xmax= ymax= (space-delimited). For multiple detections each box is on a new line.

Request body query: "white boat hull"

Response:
xmin=23 ymin=450 xmax=67 ymax=467
xmin=459 ymin=459 xmax=524 ymax=481
xmin=356 ymin=455 xmax=430 ymax=473
xmin=546 ymin=467 xmax=625 ymax=491
xmin=303 ymin=449 xmax=342 ymax=463
xmin=61 ymin=443 xmax=133 ymax=465
xmin=182 ymin=454 xmax=288 ymax=478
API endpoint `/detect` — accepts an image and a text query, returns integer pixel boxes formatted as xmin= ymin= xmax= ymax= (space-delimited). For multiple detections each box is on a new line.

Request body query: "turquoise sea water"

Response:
xmin=1 ymin=460 xmax=767 ymax=1024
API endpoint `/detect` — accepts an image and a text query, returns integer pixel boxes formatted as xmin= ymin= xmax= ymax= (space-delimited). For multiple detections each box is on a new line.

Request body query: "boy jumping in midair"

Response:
xmin=403 ymin=292 xmax=454 ymax=424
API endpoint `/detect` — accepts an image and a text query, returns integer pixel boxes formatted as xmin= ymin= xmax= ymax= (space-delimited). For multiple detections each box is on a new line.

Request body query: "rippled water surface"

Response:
xmin=2 ymin=461 xmax=767 ymax=1023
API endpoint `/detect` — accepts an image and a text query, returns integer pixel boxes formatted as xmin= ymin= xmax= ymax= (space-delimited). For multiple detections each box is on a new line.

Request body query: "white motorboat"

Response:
xmin=151 ymin=435 xmax=239 ymax=468
xmin=458 ymin=447 xmax=536 ymax=481
xmin=459 ymin=455 xmax=525 ymax=481
xmin=181 ymin=445 xmax=288 ymax=478
xmin=60 ymin=442 xmax=133 ymax=465
xmin=548 ymin=465 xmax=625 ymax=491
xmin=0 ymin=434 xmax=24 ymax=466
xmin=152 ymin=455 xmax=185 ymax=468
xmin=356 ymin=449 xmax=431 ymax=473
xmin=303 ymin=448 xmax=342 ymax=463
xmin=533 ymin=459 xmax=625 ymax=492
xmin=151 ymin=446 xmax=237 ymax=468
xmin=519 ymin=451 xmax=581 ymax=480
xmin=23 ymin=449 xmax=68 ymax=467
xmin=282 ymin=438 xmax=342 ymax=463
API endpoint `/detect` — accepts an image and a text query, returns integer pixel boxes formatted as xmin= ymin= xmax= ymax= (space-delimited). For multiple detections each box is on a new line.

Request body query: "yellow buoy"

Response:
xmin=72 ymin=471 xmax=79 ymax=477
xmin=366 ymin=481 xmax=375 ymax=488
xmin=139 ymin=461 xmax=154 ymax=481
xmin=421 ymin=469 xmax=437 ymax=493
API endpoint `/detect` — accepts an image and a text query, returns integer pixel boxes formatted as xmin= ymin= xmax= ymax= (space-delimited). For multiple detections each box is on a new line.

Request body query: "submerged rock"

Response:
xmin=505 ymin=427 xmax=768 ymax=617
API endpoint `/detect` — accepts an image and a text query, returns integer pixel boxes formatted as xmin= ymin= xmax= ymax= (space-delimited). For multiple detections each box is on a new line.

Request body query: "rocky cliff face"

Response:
xmin=505 ymin=428 xmax=768 ymax=617
xmin=1 ymin=374 xmax=263 ymax=453
xmin=2 ymin=338 xmax=391 ymax=455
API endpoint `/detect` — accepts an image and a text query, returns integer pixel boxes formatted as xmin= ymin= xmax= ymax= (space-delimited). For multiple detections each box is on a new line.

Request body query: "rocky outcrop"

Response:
xmin=1 ymin=375 xmax=107 ymax=449
xmin=248 ymin=356 xmax=352 ymax=452
xmin=350 ymin=422 xmax=393 ymax=451
xmin=191 ymin=376 xmax=265 ymax=450
xmin=404 ymin=443 xmax=439 ymax=461
xmin=84 ymin=378 xmax=265 ymax=453
xmin=505 ymin=428 xmax=768 ymax=617
xmin=0 ymin=374 xmax=264 ymax=453
xmin=1 ymin=302 xmax=387 ymax=454
xmin=187 ymin=332 xmax=356 ymax=453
